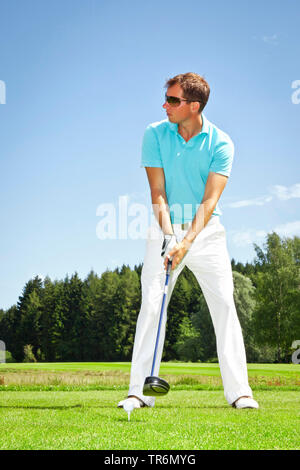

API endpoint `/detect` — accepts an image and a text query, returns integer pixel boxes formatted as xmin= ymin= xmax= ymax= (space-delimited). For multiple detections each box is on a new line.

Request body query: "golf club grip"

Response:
xmin=166 ymin=258 xmax=172 ymax=274
xmin=150 ymin=259 xmax=172 ymax=376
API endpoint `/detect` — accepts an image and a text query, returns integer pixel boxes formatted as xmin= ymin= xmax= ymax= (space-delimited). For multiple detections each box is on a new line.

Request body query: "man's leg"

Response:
xmin=185 ymin=217 xmax=253 ymax=405
xmin=127 ymin=222 xmax=185 ymax=407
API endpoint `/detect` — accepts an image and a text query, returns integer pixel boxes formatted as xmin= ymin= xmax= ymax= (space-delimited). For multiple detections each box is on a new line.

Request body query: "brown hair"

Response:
xmin=164 ymin=72 xmax=210 ymax=113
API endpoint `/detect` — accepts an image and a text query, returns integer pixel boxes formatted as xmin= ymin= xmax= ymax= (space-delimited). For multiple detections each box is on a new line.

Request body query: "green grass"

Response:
xmin=0 ymin=390 xmax=299 ymax=450
xmin=1 ymin=361 xmax=299 ymax=379
xmin=0 ymin=362 xmax=299 ymax=449
xmin=0 ymin=362 xmax=299 ymax=391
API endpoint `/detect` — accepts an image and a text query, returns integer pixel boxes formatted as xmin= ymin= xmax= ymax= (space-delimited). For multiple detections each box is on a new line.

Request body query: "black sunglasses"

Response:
xmin=165 ymin=94 xmax=201 ymax=108
xmin=165 ymin=94 xmax=190 ymax=107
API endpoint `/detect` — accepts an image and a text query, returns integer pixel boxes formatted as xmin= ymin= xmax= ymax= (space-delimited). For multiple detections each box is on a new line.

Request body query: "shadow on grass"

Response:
xmin=0 ymin=403 xmax=230 ymax=411
xmin=0 ymin=404 xmax=86 ymax=410
xmin=155 ymin=404 xmax=230 ymax=409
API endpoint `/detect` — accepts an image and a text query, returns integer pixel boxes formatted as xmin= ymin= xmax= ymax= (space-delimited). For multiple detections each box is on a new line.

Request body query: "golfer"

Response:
xmin=118 ymin=72 xmax=259 ymax=410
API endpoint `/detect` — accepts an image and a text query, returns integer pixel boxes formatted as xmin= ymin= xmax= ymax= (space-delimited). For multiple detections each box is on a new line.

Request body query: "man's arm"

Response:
xmin=184 ymin=172 xmax=228 ymax=244
xmin=145 ymin=167 xmax=174 ymax=235
xmin=166 ymin=172 xmax=228 ymax=270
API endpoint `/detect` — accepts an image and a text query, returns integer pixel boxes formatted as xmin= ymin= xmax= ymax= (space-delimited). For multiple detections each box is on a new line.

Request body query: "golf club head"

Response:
xmin=143 ymin=376 xmax=170 ymax=396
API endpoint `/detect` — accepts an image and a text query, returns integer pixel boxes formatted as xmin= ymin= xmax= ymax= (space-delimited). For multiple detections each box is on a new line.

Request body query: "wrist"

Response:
xmin=182 ymin=237 xmax=193 ymax=249
xmin=164 ymin=233 xmax=175 ymax=240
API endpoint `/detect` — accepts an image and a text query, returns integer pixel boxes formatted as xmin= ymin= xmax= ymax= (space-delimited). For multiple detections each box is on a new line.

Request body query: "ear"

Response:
xmin=191 ymin=101 xmax=200 ymax=114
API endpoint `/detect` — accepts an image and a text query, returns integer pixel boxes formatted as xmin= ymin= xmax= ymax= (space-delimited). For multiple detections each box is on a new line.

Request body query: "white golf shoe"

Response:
xmin=117 ymin=396 xmax=146 ymax=409
xmin=233 ymin=397 xmax=259 ymax=409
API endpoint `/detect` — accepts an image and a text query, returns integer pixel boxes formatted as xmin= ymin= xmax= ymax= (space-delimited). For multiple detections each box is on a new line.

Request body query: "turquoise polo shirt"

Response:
xmin=141 ymin=114 xmax=234 ymax=223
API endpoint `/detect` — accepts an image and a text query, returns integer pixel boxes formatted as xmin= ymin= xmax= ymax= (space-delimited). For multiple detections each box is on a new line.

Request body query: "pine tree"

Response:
xmin=89 ymin=270 xmax=120 ymax=360
xmin=16 ymin=276 xmax=43 ymax=361
xmin=0 ymin=305 xmax=18 ymax=360
xmin=112 ymin=265 xmax=141 ymax=360
xmin=39 ymin=277 xmax=64 ymax=361
xmin=164 ymin=269 xmax=192 ymax=360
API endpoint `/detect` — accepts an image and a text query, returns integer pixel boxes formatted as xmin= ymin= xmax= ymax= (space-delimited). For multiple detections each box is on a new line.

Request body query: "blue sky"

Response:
xmin=0 ymin=0 xmax=299 ymax=310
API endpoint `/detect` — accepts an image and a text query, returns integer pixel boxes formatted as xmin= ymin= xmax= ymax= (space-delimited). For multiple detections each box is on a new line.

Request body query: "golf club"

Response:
xmin=143 ymin=258 xmax=172 ymax=397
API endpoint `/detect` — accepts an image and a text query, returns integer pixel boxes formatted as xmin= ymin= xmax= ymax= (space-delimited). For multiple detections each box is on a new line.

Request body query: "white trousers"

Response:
xmin=128 ymin=216 xmax=253 ymax=406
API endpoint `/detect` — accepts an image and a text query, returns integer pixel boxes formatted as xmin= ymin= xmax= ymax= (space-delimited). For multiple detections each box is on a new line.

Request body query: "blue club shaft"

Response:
xmin=150 ymin=260 xmax=172 ymax=376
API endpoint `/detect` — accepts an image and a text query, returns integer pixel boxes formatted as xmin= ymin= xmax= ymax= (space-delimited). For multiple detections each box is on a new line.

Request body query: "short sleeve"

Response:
xmin=140 ymin=126 xmax=163 ymax=168
xmin=209 ymin=138 xmax=234 ymax=177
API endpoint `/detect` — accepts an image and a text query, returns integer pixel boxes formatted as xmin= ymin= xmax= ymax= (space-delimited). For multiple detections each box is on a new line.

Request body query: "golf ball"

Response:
xmin=123 ymin=401 xmax=134 ymax=413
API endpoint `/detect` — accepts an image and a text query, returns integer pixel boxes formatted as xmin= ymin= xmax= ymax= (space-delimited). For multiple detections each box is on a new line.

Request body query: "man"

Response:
xmin=118 ymin=73 xmax=258 ymax=410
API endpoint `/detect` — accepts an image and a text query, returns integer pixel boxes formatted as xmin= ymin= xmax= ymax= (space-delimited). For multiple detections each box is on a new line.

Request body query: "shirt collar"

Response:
xmin=201 ymin=113 xmax=209 ymax=135
xmin=169 ymin=113 xmax=210 ymax=136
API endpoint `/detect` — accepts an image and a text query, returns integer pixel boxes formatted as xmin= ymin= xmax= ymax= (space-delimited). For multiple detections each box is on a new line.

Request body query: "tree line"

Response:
xmin=0 ymin=232 xmax=299 ymax=363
